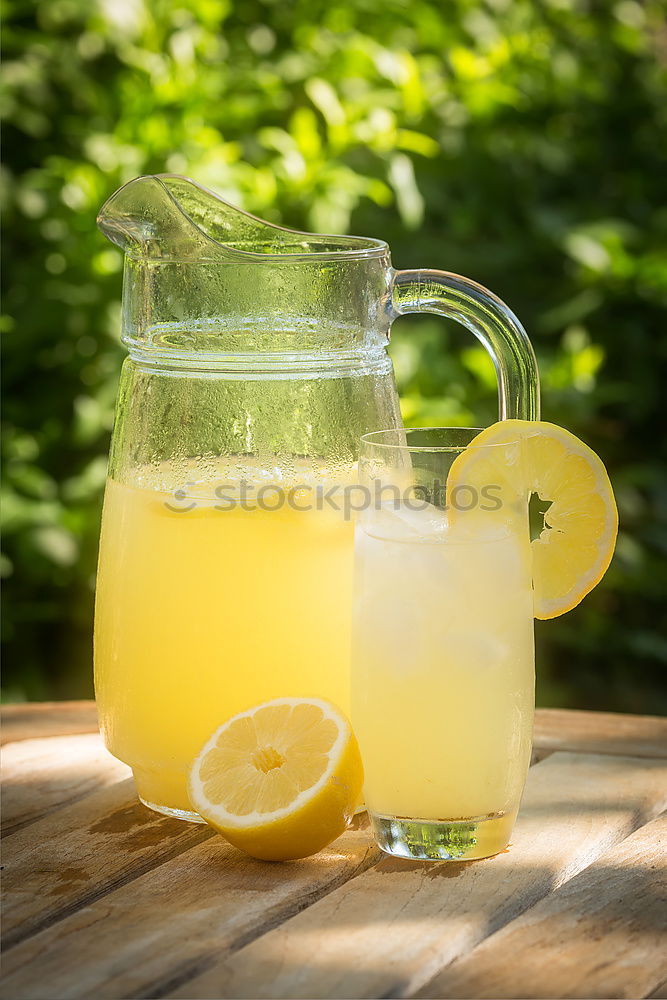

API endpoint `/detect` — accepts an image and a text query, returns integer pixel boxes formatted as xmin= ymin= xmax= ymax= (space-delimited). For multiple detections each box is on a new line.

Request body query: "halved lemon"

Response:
xmin=447 ymin=420 xmax=618 ymax=619
xmin=188 ymin=697 xmax=364 ymax=861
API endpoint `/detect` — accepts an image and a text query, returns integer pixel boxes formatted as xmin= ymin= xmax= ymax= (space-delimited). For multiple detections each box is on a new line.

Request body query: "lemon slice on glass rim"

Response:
xmin=446 ymin=420 xmax=618 ymax=619
xmin=188 ymin=697 xmax=363 ymax=861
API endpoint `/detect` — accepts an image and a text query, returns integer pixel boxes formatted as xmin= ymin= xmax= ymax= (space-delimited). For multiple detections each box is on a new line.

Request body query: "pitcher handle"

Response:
xmin=392 ymin=269 xmax=540 ymax=420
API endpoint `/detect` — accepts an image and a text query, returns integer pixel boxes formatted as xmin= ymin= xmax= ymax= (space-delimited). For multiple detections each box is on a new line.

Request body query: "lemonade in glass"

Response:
xmin=352 ymin=428 xmax=535 ymax=860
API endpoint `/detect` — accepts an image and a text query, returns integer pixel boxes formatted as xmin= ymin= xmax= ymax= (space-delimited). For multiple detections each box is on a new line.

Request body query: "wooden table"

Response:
xmin=2 ymin=703 xmax=666 ymax=1000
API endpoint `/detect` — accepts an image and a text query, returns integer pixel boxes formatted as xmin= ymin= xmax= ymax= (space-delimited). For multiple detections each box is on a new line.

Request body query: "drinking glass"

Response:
xmin=352 ymin=427 xmax=534 ymax=861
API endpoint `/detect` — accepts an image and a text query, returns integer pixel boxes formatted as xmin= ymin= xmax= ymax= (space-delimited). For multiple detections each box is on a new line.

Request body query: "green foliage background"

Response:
xmin=2 ymin=0 xmax=666 ymax=710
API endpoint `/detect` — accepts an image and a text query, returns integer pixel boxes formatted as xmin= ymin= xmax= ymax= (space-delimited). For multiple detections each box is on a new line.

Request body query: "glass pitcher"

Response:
xmin=94 ymin=174 xmax=539 ymax=821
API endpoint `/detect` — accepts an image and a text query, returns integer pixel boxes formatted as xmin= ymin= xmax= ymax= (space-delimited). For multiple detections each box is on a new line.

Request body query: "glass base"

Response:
xmin=138 ymin=795 xmax=206 ymax=823
xmin=370 ymin=809 xmax=516 ymax=861
xmin=132 ymin=766 xmax=204 ymax=823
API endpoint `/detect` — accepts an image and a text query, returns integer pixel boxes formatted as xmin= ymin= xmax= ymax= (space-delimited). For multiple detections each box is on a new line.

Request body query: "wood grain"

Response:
xmin=2 ymin=778 xmax=212 ymax=948
xmin=533 ymin=708 xmax=667 ymax=759
xmin=1 ymin=734 xmax=130 ymax=835
xmin=1 ymin=702 xmax=99 ymax=745
xmin=2 ymin=707 xmax=665 ymax=1000
xmin=0 ymin=817 xmax=381 ymax=1000
xmin=418 ymin=812 xmax=667 ymax=999
xmin=171 ymin=752 xmax=667 ymax=1000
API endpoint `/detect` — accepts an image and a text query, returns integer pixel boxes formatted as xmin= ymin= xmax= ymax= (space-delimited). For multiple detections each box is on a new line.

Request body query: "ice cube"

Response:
xmin=443 ymin=629 xmax=510 ymax=673
xmin=363 ymin=500 xmax=449 ymax=543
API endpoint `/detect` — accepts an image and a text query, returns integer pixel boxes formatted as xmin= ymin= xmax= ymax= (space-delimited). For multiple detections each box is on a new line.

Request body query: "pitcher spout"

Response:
xmin=97 ymin=174 xmax=386 ymax=261
xmin=97 ymin=174 xmax=227 ymax=260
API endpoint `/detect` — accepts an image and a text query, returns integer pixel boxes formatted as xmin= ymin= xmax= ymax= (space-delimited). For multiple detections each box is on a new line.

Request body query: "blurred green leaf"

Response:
xmin=2 ymin=0 xmax=666 ymax=711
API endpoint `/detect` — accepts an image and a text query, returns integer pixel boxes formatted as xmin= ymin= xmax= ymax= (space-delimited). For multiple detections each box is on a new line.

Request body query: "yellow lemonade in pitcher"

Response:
xmin=94 ymin=464 xmax=355 ymax=818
